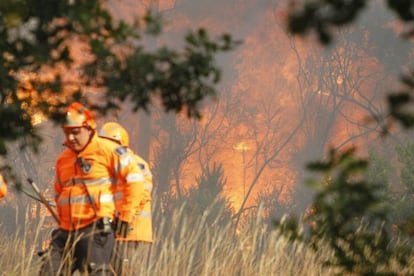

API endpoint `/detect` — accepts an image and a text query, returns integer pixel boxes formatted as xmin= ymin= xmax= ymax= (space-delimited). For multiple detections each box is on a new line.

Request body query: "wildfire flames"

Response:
xmin=11 ymin=1 xmax=406 ymax=217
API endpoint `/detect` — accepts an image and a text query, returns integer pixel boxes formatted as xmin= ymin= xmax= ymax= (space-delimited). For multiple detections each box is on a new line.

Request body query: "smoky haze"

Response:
xmin=1 ymin=0 xmax=411 ymax=238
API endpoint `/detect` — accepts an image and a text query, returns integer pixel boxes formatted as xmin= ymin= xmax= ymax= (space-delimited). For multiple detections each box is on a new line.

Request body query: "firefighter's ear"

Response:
xmin=87 ymin=126 xmax=95 ymax=137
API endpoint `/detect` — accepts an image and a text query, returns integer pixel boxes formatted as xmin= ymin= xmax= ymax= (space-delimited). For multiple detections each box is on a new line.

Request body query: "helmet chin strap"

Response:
xmin=83 ymin=128 xmax=95 ymax=150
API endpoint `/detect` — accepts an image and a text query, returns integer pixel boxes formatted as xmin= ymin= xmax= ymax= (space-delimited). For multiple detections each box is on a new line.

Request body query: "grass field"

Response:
xmin=0 ymin=204 xmax=412 ymax=275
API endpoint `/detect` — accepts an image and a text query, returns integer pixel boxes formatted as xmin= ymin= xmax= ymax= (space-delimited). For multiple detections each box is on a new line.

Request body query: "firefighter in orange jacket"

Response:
xmin=0 ymin=174 xmax=7 ymax=198
xmin=99 ymin=122 xmax=153 ymax=275
xmin=41 ymin=103 xmax=144 ymax=275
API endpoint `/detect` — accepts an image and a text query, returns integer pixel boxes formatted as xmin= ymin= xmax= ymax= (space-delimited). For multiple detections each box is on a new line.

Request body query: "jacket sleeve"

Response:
xmin=135 ymin=155 xmax=153 ymax=209
xmin=53 ymin=159 xmax=63 ymax=213
xmin=114 ymin=147 xmax=147 ymax=223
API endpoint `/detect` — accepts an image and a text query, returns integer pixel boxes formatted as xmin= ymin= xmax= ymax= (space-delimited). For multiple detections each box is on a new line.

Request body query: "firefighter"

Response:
xmin=0 ymin=174 xmax=7 ymax=198
xmin=99 ymin=122 xmax=153 ymax=275
xmin=40 ymin=103 xmax=143 ymax=275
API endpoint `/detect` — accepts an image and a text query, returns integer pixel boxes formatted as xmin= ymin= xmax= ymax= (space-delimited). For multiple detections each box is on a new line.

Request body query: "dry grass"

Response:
xmin=1 ymin=204 xmax=411 ymax=275
xmin=0 ymin=216 xmax=46 ymax=275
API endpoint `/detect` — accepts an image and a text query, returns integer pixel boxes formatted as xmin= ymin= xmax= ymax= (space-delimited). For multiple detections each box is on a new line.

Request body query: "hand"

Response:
xmin=115 ymin=219 xmax=129 ymax=238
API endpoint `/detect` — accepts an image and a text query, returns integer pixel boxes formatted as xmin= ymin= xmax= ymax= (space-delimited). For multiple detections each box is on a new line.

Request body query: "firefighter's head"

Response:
xmin=62 ymin=102 xmax=96 ymax=152
xmin=98 ymin=122 xmax=129 ymax=147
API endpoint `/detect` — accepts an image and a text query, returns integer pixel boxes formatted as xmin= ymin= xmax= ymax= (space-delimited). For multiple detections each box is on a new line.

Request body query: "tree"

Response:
xmin=275 ymin=1 xmax=414 ymax=273
xmin=0 ymin=0 xmax=239 ymax=179
xmin=287 ymin=0 xmax=414 ymax=131
xmin=150 ymin=94 xmax=237 ymax=210
xmin=153 ymin=162 xmax=233 ymax=256
xmin=285 ymin=18 xmax=400 ymax=215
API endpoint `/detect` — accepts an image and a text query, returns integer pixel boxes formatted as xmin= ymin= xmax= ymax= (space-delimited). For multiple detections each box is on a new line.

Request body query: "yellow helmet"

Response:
xmin=98 ymin=122 xmax=129 ymax=147
xmin=63 ymin=102 xmax=96 ymax=130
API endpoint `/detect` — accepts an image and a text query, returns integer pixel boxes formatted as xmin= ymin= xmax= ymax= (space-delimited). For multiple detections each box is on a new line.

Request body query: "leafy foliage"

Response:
xmin=0 ymin=0 xmax=239 ymax=159
xmin=386 ymin=71 xmax=414 ymax=131
xmin=276 ymin=147 xmax=411 ymax=275
xmin=102 ymin=29 xmax=237 ymax=119
xmin=306 ymin=148 xmax=404 ymax=275
xmin=287 ymin=0 xmax=414 ymax=44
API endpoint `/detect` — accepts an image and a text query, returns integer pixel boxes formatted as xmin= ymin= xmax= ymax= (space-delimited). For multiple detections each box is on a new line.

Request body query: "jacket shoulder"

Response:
xmin=134 ymin=154 xmax=150 ymax=170
xmin=96 ymin=136 xmax=129 ymax=157
xmin=56 ymin=148 xmax=75 ymax=163
xmin=115 ymin=145 xmax=128 ymax=156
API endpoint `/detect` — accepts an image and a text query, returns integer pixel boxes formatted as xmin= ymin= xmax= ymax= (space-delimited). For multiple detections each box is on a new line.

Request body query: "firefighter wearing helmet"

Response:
xmin=0 ymin=174 xmax=7 ymax=198
xmin=41 ymin=103 xmax=143 ymax=275
xmin=99 ymin=122 xmax=153 ymax=275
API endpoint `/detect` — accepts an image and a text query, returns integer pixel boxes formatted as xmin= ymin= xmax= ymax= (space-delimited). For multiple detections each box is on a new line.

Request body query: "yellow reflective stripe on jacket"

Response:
xmin=58 ymin=177 xmax=115 ymax=186
xmin=100 ymin=194 xmax=114 ymax=203
xmin=137 ymin=211 xmax=151 ymax=218
xmin=115 ymin=155 xmax=134 ymax=174
xmin=144 ymin=183 xmax=152 ymax=193
xmin=126 ymin=173 xmax=144 ymax=182
xmin=114 ymin=176 xmax=148 ymax=202
xmin=58 ymin=194 xmax=114 ymax=205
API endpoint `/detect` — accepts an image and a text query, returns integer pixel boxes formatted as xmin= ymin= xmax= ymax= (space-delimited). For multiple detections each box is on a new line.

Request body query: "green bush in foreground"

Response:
xmin=276 ymin=147 xmax=413 ymax=276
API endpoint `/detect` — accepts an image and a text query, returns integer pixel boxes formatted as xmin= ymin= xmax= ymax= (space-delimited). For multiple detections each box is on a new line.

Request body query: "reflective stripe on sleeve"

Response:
xmin=58 ymin=195 xmax=90 ymax=205
xmin=143 ymin=170 xmax=152 ymax=178
xmin=126 ymin=173 xmax=144 ymax=183
xmin=144 ymin=183 xmax=152 ymax=192
xmin=100 ymin=194 xmax=114 ymax=203
xmin=136 ymin=211 xmax=152 ymax=218
xmin=58 ymin=177 xmax=115 ymax=186
xmin=58 ymin=194 xmax=114 ymax=205
xmin=116 ymin=155 xmax=134 ymax=173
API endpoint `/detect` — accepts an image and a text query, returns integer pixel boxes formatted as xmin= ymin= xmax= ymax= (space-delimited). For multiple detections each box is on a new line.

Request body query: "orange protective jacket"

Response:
xmin=54 ymin=134 xmax=144 ymax=231
xmin=0 ymin=175 xmax=7 ymax=198
xmin=116 ymin=151 xmax=153 ymax=242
